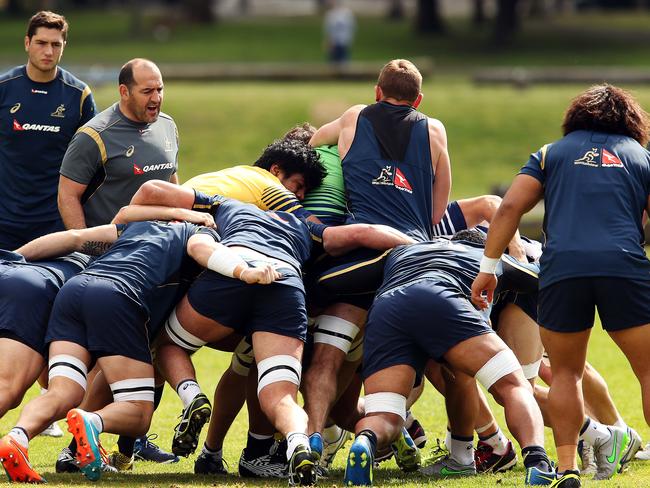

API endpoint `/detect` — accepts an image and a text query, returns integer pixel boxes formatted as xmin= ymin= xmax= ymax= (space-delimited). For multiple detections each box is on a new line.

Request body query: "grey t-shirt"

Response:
xmin=60 ymin=102 xmax=178 ymax=227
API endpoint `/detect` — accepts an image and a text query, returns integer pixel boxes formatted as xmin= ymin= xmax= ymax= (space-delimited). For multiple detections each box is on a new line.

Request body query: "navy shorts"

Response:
xmin=187 ymin=271 xmax=308 ymax=341
xmin=490 ymin=291 xmax=538 ymax=331
xmin=362 ymin=280 xmax=493 ymax=380
xmin=0 ymin=265 xmax=59 ymax=356
xmin=538 ymin=277 xmax=650 ymax=332
xmin=46 ymin=274 xmax=152 ymax=363
xmin=0 ymin=218 xmax=64 ymax=250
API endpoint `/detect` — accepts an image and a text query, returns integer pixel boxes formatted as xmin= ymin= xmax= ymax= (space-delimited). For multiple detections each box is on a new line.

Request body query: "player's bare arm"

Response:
xmin=15 ymin=224 xmax=119 ymax=260
xmin=57 ymin=175 xmax=89 ymax=229
xmin=471 ymin=174 xmax=543 ymax=309
xmin=130 ymin=179 xmax=196 ymax=209
xmin=310 ymin=104 xmax=365 ymax=160
xmin=322 ymin=223 xmax=415 ymax=257
xmin=428 ymin=118 xmax=451 ymax=225
xmin=111 ymin=205 xmax=215 ymax=228
xmin=186 ymin=233 xmax=280 ymax=285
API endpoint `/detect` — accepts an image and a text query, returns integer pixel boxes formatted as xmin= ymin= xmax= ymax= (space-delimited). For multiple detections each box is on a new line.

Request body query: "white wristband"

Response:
xmin=207 ymin=248 xmax=246 ymax=278
xmin=479 ymin=255 xmax=500 ymax=274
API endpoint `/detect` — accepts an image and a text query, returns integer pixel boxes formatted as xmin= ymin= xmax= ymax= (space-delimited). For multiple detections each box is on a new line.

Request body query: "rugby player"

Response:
xmin=472 ymin=84 xmax=650 ymax=487
xmin=343 ymin=232 xmax=554 ymax=486
xmin=151 ymin=192 xmax=414 ymax=486
xmin=0 ymin=11 xmax=96 ymax=249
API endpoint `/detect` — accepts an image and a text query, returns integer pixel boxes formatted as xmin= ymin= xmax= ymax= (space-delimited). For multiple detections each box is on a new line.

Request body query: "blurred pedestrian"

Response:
xmin=323 ymin=0 xmax=356 ymax=65
xmin=0 ymin=11 xmax=96 ymax=250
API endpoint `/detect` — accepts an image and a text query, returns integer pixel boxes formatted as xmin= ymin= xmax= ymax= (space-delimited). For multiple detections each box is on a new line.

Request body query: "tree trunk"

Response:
xmin=184 ymin=0 xmax=217 ymax=23
xmin=494 ymin=0 xmax=519 ymax=45
xmin=416 ymin=0 xmax=445 ymax=34
xmin=473 ymin=0 xmax=487 ymax=25
xmin=388 ymin=0 xmax=405 ymax=20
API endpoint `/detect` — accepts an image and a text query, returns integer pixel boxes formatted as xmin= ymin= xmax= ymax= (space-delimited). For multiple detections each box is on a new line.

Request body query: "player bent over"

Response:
xmin=343 ymin=234 xmax=554 ymax=486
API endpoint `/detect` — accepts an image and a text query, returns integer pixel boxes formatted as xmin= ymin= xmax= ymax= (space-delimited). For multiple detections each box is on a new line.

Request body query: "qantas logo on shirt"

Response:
xmin=133 ymin=162 xmax=175 ymax=175
xmin=601 ymin=148 xmax=624 ymax=168
xmin=12 ymin=119 xmax=60 ymax=132
xmin=31 ymin=88 xmax=48 ymax=95
xmin=371 ymin=165 xmax=413 ymax=193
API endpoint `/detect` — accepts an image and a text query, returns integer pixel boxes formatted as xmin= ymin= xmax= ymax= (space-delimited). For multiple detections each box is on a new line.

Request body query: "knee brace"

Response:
xmin=521 ymin=358 xmax=542 ymax=380
xmin=230 ymin=337 xmax=254 ymax=377
xmin=313 ymin=315 xmax=360 ymax=354
xmin=110 ymin=378 xmax=155 ymax=402
xmin=48 ymin=354 xmax=88 ymax=390
xmin=363 ymin=392 xmax=407 ymax=421
xmin=345 ymin=332 xmax=364 ymax=363
xmin=165 ymin=309 xmax=207 ymax=352
xmin=475 ymin=349 xmax=521 ymax=391
xmin=257 ymin=355 xmax=302 ymax=396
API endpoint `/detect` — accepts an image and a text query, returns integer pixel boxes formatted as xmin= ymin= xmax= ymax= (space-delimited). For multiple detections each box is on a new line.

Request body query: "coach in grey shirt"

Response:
xmin=58 ymin=58 xmax=179 ymax=228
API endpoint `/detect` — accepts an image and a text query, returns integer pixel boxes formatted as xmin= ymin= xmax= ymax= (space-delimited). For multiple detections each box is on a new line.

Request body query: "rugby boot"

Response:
xmin=0 ymin=435 xmax=46 ymax=483
xmin=550 ymin=470 xmax=581 ymax=488
xmin=619 ymin=426 xmax=642 ymax=472
xmin=391 ymin=427 xmax=421 ymax=472
xmin=593 ymin=425 xmax=629 ymax=480
xmin=475 ymin=439 xmax=517 ymax=473
xmin=134 ymin=434 xmax=179 ymax=463
xmin=107 ymin=451 xmax=134 ymax=471
xmin=194 ymin=451 xmax=228 ymax=475
xmin=420 ymin=454 xmax=476 ymax=477
xmin=288 ymin=444 xmax=316 ymax=487
xmin=172 ymin=393 xmax=211 ymax=457
xmin=55 ymin=446 xmax=79 ymax=473
xmin=344 ymin=436 xmax=374 ymax=486
xmin=66 ymin=408 xmax=105 ymax=482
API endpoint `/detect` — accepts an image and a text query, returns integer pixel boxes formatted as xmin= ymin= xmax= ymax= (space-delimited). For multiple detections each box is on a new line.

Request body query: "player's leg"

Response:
xmin=0 ymin=338 xmax=44 ymax=418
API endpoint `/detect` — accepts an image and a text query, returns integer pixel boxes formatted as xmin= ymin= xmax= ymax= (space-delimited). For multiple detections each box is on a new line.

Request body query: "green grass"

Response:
xmin=2 ymin=10 xmax=650 ymax=68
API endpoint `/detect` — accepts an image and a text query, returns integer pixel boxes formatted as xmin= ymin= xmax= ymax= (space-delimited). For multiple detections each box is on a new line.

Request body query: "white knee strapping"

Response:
xmin=165 ymin=309 xmax=207 ymax=352
xmin=110 ymin=378 xmax=155 ymax=402
xmin=313 ymin=315 xmax=360 ymax=354
xmin=48 ymin=354 xmax=88 ymax=390
xmin=364 ymin=392 xmax=407 ymax=421
xmin=230 ymin=338 xmax=254 ymax=377
xmin=257 ymin=355 xmax=302 ymax=396
xmin=521 ymin=358 xmax=542 ymax=380
xmin=475 ymin=349 xmax=521 ymax=391
xmin=345 ymin=332 xmax=364 ymax=363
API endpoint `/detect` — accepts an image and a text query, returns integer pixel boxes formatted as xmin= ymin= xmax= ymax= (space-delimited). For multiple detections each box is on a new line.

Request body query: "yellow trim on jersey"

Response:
xmin=183 ymin=165 xmax=302 ymax=212
xmin=78 ymin=127 xmax=107 ymax=164
xmin=540 ymin=144 xmax=549 ymax=170
xmin=79 ymin=85 xmax=92 ymax=116
xmin=318 ymin=250 xmax=392 ymax=283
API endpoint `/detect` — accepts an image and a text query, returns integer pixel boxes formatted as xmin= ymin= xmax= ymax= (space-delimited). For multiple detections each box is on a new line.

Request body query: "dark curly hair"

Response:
xmin=282 ymin=122 xmax=317 ymax=145
xmin=563 ymin=84 xmax=650 ymax=146
xmin=450 ymin=228 xmax=487 ymax=246
xmin=254 ymin=139 xmax=326 ymax=192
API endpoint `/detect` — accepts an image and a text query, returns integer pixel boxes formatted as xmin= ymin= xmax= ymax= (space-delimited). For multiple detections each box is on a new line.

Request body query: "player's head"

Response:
xmin=254 ymin=139 xmax=326 ymax=200
xmin=563 ymin=84 xmax=650 ymax=146
xmin=118 ymin=58 xmax=164 ymax=124
xmin=375 ymin=59 xmax=423 ymax=107
xmin=450 ymin=229 xmax=487 ymax=246
xmin=282 ymin=122 xmax=317 ymax=144
xmin=24 ymin=11 xmax=68 ymax=75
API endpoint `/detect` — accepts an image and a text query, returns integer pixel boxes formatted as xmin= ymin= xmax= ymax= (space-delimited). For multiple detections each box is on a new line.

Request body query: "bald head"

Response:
xmin=118 ymin=58 xmax=164 ymax=124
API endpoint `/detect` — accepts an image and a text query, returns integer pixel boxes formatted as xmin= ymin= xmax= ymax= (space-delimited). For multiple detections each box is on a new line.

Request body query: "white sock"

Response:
xmin=445 ymin=427 xmax=452 ymax=449
xmin=450 ymin=435 xmax=474 ymax=466
xmin=286 ymin=432 xmax=310 ymax=461
xmin=9 ymin=428 xmax=29 ymax=449
xmin=614 ymin=418 xmax=627 ymax=429
xmin=580 ymin=417 xmax=611 ymax=446
xmin=479 ymin=427 xmax=509 ymax=456
xmin=87 ymin=412 xmax=103 ymax=433
xmin=177 ymin=380 xmax=202 ymax=408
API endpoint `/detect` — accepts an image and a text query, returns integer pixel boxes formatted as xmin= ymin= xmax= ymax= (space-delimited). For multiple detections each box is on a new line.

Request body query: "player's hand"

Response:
xmin=184 ymin=210 xmax=216 ymax=228
xmin=471 ymin=272 xmax=497 ymax=310
xmin=239 ymin=265 xmax=282 ymax=285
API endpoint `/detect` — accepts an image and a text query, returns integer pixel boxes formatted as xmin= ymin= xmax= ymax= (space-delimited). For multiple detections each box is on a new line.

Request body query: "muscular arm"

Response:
xmin=428 ymin=119 xmax=451 ymax=225
xmin=111 ymin=205 xmax=215 ymax=227
xmin=310 ymin=105 xmax=364 ymax=160
xmin=322 ymin=223 xmax=416 ymax=257
xmin=58 ymin=176 xmax=88 ymax=229
xmin=471 ymin=174 xmax=543 ymax=308
xmin=457 ymin=195 xmax=526 ymax=261
xmin=15 ymin=225 xmax=119 ymax=261
xmin=129 ymin=180 xmax=196 ymax=209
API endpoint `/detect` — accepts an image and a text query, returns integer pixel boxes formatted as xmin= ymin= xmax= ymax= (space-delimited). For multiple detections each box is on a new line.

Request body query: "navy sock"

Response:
xmin=117 ymin=436 xmax=136 ymax=457
xmin=357 ymin=429 xmax=378 ymax=456
xmin=522 ymin=445 xmax=552 ymax=472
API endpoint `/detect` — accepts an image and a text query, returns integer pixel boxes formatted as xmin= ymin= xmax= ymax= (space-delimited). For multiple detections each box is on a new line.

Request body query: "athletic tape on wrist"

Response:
xmin=207 ymin=248 xmax=245 ymax=278
xmin=479 ymin=255 xmax=500 ymax=274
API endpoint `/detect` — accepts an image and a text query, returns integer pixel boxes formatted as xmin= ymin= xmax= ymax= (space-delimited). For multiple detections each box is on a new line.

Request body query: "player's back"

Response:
xmin=342 ymin=101 xmax=433 ymax=241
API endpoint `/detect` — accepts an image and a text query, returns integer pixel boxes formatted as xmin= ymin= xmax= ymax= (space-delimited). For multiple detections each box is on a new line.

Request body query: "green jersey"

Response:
xmin=303 ymin=145 xmax=347 ymax=225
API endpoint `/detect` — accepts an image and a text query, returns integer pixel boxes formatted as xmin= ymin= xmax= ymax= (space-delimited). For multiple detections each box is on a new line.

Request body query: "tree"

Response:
xmin=388 ymin=0 xmax=405 ymax=20
xmin=415 ymin=0 xmax=445 ymax=34
xmin=494 ymin=0 xmax=519 ymax=45
xmin=473 ymin=0 xmax=487 ymax=25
